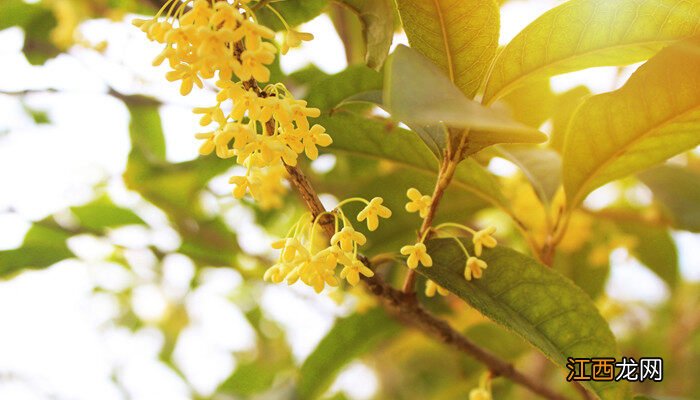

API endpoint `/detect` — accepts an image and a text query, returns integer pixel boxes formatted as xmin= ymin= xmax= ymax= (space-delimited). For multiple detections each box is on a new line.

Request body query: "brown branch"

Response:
xmin=284 ymin=163 xmax=574 ymax=400
xmin=403 ymin=129 xmax=470 ymax=293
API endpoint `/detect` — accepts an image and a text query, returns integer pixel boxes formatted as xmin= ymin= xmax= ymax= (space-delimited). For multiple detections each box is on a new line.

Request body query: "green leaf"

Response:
xmin=549 ymin=86 xmax=592 ymax=153
xmin=336 ymin=0 xmax=395 ymax=69
xmin=555 ymin=244 xmax=610 ymax=300
xmin=0 ymin=221 xmax=74 ymax=277
xmin=384 ymin=45 xmax=546 ymax=148
xmin=563 ymin=36 xmax=700 ymax=208
xmin=307 ymin=65 xmax=383 ymax=112
xmin=21 ymin=6 xmax=60 ymax=65
xmin=483 ymin=0 xmax=700 ymax=103
xmin=639 ymin=165 xmax=700 ymax=233
xmin=395 ymin=0 xmax=500 ymax=98
xmin=256 ymin=0 xmax=328 ymax=31
xmin=500 ymin=80 xmax=557 ymax=128
xmin=71 ymin=195 xmax=145 ymax=231
xmin=122 ymin=99 xmax=242 ymax=269
xmin=618 ymin=221 xmax=679 ymax=288
xmin=318 ymin=112 xmax=511 ymax=213
xmin=0 ymin=0 xmax=45 ymax=29
xmin=498 ymin=145 xmax=562 ymax=206
xmin=297 ymin=308 xmax=400 ymax=399
xmin=419 ymin=239 xmax=625 ymax=400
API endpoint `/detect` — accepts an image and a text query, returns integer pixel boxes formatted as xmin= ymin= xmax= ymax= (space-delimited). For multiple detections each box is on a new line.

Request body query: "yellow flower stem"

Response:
xmin=310 ymin=211 xmax=334 ymax=245
xmin=155 ymin=0 xmax=177 ymax=19
xmin=448 ymin=235 xmax=471 ymax=259
xmin=419 ymin=228 xmax=432 ymax=243
xmin=293 ymin=212 xmax=311 ymax=238
xmin=265 ymin=4 xmax=290 ymax=30
xmin=434 ymin=222 xmax=477 ymax=235
xmin=334 ymin=197 xmax=370 ymax=209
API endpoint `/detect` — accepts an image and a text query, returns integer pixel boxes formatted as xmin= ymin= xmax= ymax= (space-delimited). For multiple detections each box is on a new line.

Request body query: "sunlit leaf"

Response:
xmin=419 ymin=239 xmax=626 ymax=400
xmin=395 ymin=0 xmax=500 ymax=98
xmin=639 ymin=165 xmax=700 ymax=233
xmin=549 ymin=86 xmax=592 ymax=153
xmin=336 ymin=0 xmax=395 ymax=69
xmin=563 ymin=37 xmax=700 ymax=208
xmin=297 ymin=308 xmax=400 ymax=399
xmin=385 ymin=46 xmax=546 ymax=148
xmin=499 ymin=80 xmax=557 ymax=128
xmin=483 ymin=0 xmax=700 ymax=103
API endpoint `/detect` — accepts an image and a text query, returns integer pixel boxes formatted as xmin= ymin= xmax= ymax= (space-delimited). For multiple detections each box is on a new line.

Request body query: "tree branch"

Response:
xmin=284 ymin=163 xmax=574 ymax=400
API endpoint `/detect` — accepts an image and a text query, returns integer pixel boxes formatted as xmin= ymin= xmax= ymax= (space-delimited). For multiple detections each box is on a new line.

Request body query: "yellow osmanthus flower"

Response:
xmin=134 ymin=0 xmax=333 ymax=210
xmin=281 ymin=29 xmax=314 ymax=54
xmin=400 ymin=242 xmax=432 ymax=269
xmin=425 ymin=279 xmax=449 ymax=297
xmin=405 ymin=187 xmax=432 ymax=218
xmin=472 ymin=226 xmax=497 ymax=256
xmin=464 ymin=256 xmax=487 ymax=281
xmin=264 ymin=198 xmax=390 ymax=293
xmin=357 ymin=197 xmax=393 ymax=231
xmin=340 ymin=258 xmax=374 ymax=286
xmin=331 ymin=226 xmax=367 ymax=252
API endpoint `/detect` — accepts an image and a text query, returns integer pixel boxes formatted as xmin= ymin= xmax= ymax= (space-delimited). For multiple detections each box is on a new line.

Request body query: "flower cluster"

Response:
xmin=264 ymin=198 xmax=392 ymax=293
xmin=134 ymin=0 xmax=323 ymax=210
xmin=401 ymin=188 xmax=499 ymax=296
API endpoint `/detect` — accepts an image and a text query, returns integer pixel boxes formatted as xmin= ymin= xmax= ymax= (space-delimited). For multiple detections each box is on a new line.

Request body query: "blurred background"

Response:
xmin=1 ymin=0 xmax=699 ymax=399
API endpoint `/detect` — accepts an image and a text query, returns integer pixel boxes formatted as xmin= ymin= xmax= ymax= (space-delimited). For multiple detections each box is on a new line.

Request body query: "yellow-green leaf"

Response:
xmin=396 ymin=0 xmax=500 ymax=98
xmin=483 ymin=0 xmax=700 ymax=103
xmin=384 ymin=46 xmax=546 ymax=144
xmin=563 ymin=36 xmax=700 ymax=208
xmin=420 ymin=239 xmax=626 ymax=400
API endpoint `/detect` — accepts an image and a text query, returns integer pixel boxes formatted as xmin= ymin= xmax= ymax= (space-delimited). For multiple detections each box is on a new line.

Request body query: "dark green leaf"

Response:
xmin=498 ymin=145 xmax=562 ymax=206
xmin=419 ymin=239 xmax=626 ymax=400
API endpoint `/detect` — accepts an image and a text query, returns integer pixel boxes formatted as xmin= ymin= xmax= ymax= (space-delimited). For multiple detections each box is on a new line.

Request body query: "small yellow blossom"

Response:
xmin=405 ymin=187 xmax=432 ymax=218
xmin=357 ymin=197 xmax=392 ymax=231
xmin=229 ymin=176 xmax=249 ymax=199
xmin=331 ymin=226 xmax=367 ymax=252
xmin=281 ymin=29 xmax=314 ymax=54
xmin=400 ymin=242 xmax=432 ymax=269
xmin=340 ymin=258 xmax=374 ymax=286
xmin=464 ymin=257 xmax=487 ymax=281
xmin=472 ymin=226 xmax=497 ymax=256
xmin=425 ymin=279 xmax=449 ymax=297
xmin=302 ymin=124 xmax=333 ymax=160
